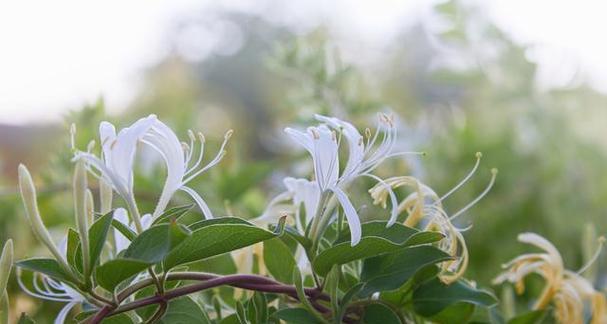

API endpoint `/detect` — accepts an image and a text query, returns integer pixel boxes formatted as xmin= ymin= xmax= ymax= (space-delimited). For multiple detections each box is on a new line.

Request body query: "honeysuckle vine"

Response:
xmin=1 ymin=113 xmax=605 ymax=324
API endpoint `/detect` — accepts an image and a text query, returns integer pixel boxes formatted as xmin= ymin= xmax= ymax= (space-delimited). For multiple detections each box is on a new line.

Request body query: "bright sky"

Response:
xmin=0 ymin=0 xmax=605 ymax=124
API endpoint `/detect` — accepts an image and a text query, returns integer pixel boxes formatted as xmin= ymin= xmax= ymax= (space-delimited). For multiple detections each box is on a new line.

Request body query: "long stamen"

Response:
xmin=185 ymin=130 xmax=195 ymax=164
xmin=439 ymin=152 xmax=482 ymax=203
xmin=450 ymin=168 xmax=498 ymax=221
xmin=185 ymin=133 xmax=206 ymax=175
xmin=182 ymin=130 xmax=233 ymax=184
xmin=578 ymin=236 xmax=606 ymax=274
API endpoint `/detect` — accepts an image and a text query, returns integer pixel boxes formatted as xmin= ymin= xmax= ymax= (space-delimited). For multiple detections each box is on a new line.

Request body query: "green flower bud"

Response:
xmin=73 ymin=160 xmax=90 ymax=277
xmin=99 ymin=178 xmax=113 ymax=214
xmin=0 ymin=239 xmax=13 ymax=295
xmin=18 ymin=164 xmax=71 ymax=273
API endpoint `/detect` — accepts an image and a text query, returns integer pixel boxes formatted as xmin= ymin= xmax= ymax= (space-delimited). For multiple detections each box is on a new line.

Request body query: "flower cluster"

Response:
xmin=2 ymin=113 xmax=604 ymax=324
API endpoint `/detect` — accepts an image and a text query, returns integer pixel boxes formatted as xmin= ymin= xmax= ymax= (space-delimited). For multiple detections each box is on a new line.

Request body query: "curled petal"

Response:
xmin=330 ymin=186 xmax=361 ymax=246
xmin=180 ymin=186 xmax=214 ymax=219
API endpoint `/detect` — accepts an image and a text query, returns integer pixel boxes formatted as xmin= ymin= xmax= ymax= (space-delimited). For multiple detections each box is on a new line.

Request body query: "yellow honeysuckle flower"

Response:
xmin=494 ymin=233 xmax=606 ymax=324
xmin=369 ymin=153 xmax=496 ymax=284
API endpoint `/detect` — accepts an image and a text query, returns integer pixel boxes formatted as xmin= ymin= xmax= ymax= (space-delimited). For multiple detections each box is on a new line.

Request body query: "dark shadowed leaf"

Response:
xmin=95 ymin=258 xmax=150 ymax=291
xmin=360 ymin=246 xmax=452 ymax=296
xmin=429 ymin=302 xmax=475 ymax=324
xmin=412 ymin=278 xmax=497 ymax=317
xmin=507 ymin=310 xmax=547 ymax=324
xmin=272 ymin=308 xmax=323 ymax=324
xmin=362 ymin=303 xmax=401 ymax=324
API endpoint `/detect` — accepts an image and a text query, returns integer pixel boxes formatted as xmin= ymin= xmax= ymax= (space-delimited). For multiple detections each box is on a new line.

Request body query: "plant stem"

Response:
xmin=89 ymin=273 xmax=330 ymax=323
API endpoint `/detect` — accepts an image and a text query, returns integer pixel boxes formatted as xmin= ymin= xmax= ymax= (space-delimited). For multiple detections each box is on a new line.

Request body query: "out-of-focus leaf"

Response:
xmin=507 ymin=310 xmax=547 ymax=324
xmin=17 ymin=313 xmax=35 ymax=324
xmin=412 ymin=278 xmax=497 ymax=317
xmin=164 ymin=222 xmax=276 ymax=269
xmin=95 ymin=258 xmax=150 ymax=291
xmin=216 ymin=162 xmax=273 ymax=201
xmin=313 ymin=222 xmax=444 ymax=276
xmin=263 ymin=238 xmax=296 ymax=284
xmin=360 ymin=246 xmax=451 ymax=296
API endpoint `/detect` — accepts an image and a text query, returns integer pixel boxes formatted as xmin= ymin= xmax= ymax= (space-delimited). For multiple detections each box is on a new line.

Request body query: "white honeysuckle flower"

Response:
xmin=493 ymin=233 xmax=606 ymax=324
xmin=283 ymin=177 xmax=321 ymax=232
xmin=113 ymin=208 xmax=152 ymax=253
xmin=17 ymin=236 xmax=88 ymax=324
xmin=75 ymin=114 xmax=232 ymax=221
xmin=284 ymin=113 xmax=409 ymax=245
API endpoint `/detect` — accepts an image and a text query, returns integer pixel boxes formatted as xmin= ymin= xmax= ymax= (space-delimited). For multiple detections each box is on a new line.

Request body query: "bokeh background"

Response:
xmin=1 ymin=0 xmax=606 ymax=321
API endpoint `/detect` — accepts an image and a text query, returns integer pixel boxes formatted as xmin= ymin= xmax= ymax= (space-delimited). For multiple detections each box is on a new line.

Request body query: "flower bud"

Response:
xmin=73 ymin=160 xmax=90 ymax=275
xmin=18 ymin=165 xmax=69 ymax=271
xmin=99 ymin=178 xmax=113 ymax=214
xmin=0 ymin=239 xmax=13 ymax=295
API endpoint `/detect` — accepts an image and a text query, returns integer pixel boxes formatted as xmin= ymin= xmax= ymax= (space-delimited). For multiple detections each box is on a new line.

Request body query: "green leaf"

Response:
xmin=412 ymin=278 xmax=497 ymax=317
xmin=362 ymin=303 xmax=401 ymax=324
xmin=429 ymin=302 xmax=475 ymax=324
xmin=272 ymin=308 xmax=323 ymax=324
xmin=313 ymin=222 xmax=444 ymax=276
xmin=0 ymin=292 xmax=8 ymax=324
xmin=124 ymin=222 xmax=189 ymax=264
xmin=360 ymin=246 xmax=452 ymax=296
xmin=158 ymin=296 xmax=211 ymax=323
xmin=111 ymin=219 xmax=137 ymax=242
xmin=219 ymin=314 xmax=240 ymax=324
xmin=16 ymin=258 xmax=73 ymax=283
xmin=251 ymin=292 xmax=268 ymax=324
xmin=334 ymin=283 xmax=363 ymax=324
xmin=236 ymin=301 xmax=249 ymax=324
xmin=263 ymin=238 xmax=296 ymax=284
xmin=283 ymin=226 xmax=313 ymax=249
xmin=507 ymin=310 xmax=547 ymax=324
xmin=88 ymin=212 xmax=114 ymax=269
xmin=95 ymin=258 xmax=150 ymax=291
xmin=101 ymin=313 xmax=135 ymax=324
xmin=189 ymin=217 xmax=253 ymax=231
xmin=164 ymin=223 xmax=277 ymax=269
xmin=66 ymin=228 xmax=83 ymax=274
xmin=151 ymin=204 xmax=194 ymax=226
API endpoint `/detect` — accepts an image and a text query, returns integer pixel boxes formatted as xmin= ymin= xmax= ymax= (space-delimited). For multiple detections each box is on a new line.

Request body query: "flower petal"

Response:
xmin=54 ymin=301 xmax=79 ymax=324
xmin=330 ymin=186 xmax=361 ymax=246
xmin=180 ymin=186 xmax=214 ymax=219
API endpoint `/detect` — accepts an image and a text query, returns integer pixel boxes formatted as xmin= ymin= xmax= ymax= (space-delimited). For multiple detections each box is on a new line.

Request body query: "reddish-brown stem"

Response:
xmin=89 ymin=273 xmax=329 ymax=323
